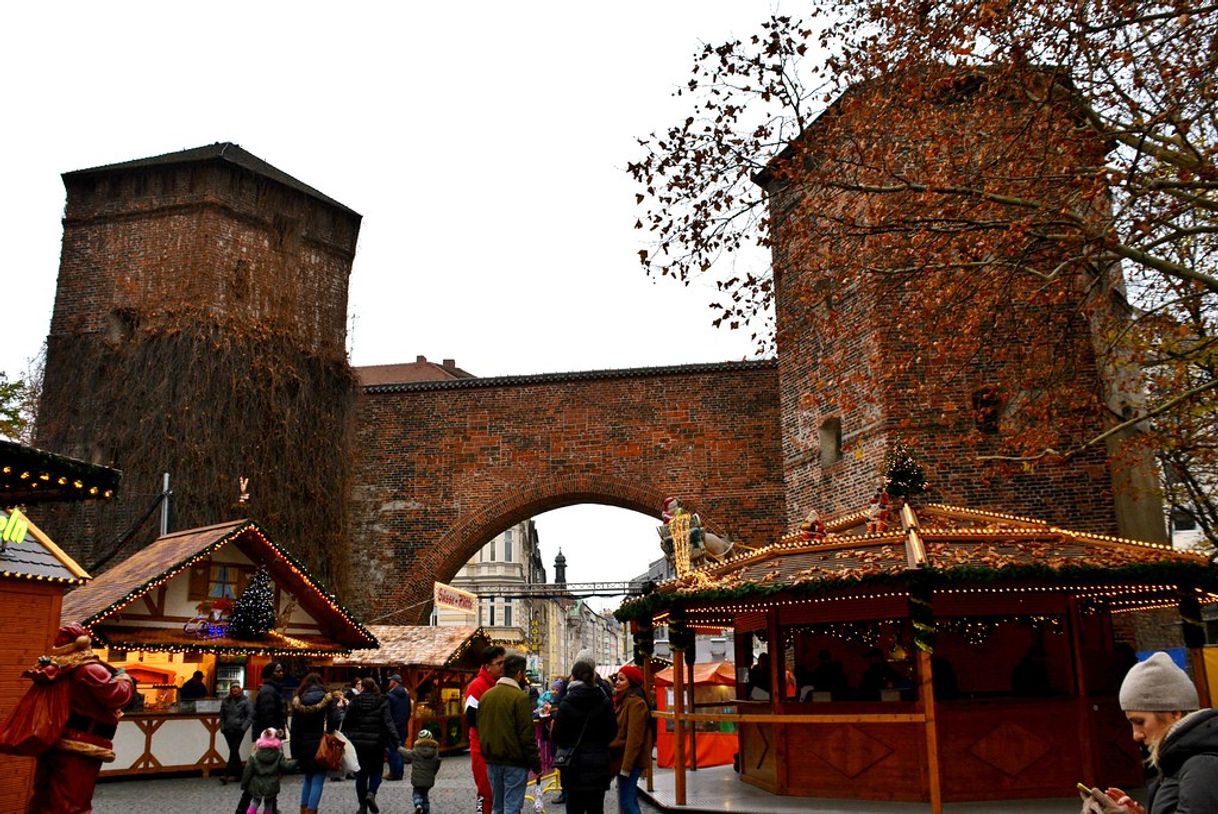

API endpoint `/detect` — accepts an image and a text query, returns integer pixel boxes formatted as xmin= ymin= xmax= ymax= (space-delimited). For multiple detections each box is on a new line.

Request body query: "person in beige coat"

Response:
xmin=609 ymin=665 xmax=653 ymax=814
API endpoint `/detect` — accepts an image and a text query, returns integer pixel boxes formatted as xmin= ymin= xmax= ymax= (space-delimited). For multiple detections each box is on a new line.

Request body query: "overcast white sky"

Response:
xmin=2 ymin=2 xmax=789 ymax=597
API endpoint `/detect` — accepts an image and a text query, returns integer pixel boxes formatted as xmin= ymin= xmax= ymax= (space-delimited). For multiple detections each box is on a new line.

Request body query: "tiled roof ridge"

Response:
xmin=363 ymin=359 xmax=777 ymax=394
xmin=155 ymin=517 xmax=249 ymax=541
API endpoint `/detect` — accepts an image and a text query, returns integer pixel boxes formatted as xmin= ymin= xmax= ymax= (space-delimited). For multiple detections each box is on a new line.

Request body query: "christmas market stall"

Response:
xmin=59 ymin=519 xmax=377 ymax=777
xmin=653 ymin=661 xmax=738 ymax=769
xmin=330 ymin=625 xmax=491 ymax=753
xmin=0 ymin=439 xmax=119 ymax=813
xmin=617 ymin=502 xmax=1218 ymax=811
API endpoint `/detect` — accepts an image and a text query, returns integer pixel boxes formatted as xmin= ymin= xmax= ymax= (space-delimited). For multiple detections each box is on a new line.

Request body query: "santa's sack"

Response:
xmin=0 ymin=678 xmax=71 ymax=756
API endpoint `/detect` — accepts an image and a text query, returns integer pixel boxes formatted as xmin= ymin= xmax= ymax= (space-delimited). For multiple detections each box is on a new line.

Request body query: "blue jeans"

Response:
xmin=412 ymin=786 xmax=431 ymax=814
xmin=487 ymin=763 xmax=529 ymax=814
xmin=617 ymin=767 xmax=643 ymax=814
xmin=386 ymin=739 xmax=405 ymax=778
xmin=300 ymin=772 xmax=326 ymax=809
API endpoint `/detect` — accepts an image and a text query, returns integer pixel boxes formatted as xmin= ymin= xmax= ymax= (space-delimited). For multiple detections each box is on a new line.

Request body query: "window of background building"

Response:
xmin=504 ymin=529 xmax=513 ymax=562
xmin=489 ymin=539 xmax=496 ymax=562
xmin=1171 ymin=507 xmax=1198 ymax=532
xmin=504 ymin=602 xmax=513 ymax=627
xmin=819 ymin=416 xmax=843 ymax=466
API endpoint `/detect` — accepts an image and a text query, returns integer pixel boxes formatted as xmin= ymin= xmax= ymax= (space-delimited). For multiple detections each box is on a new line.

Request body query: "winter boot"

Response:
xmin=366 ymin=792 xmax=380 ymax=814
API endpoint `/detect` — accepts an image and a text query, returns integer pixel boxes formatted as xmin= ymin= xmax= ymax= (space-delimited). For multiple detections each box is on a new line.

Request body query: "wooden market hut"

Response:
xmin=59 ymin=518 xmax=377 ymax=777
xmin=0 ymin=439 xmax=119 ymax=814
xmin=330 ymin=625 xmax=491 ymax=753
xmin=617 ymin=503 xmax=1218 ymax=811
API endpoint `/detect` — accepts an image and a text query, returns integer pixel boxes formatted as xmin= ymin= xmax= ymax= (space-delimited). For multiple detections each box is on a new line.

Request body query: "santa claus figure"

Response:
xmin=800 ymin=509 xmax=826 ymax=541
xmin=25 ymin=623 xmax=133 ymax=814
xmin=866 ymin=491 xmax=892 ymax=534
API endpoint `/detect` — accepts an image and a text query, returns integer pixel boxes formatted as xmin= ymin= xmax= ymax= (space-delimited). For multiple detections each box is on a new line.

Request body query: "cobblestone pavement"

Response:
xmin=93 ymin=753 xmax=662 ymax=814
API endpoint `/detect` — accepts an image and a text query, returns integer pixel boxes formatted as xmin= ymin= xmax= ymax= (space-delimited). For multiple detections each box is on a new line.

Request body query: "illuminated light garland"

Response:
xmin=80 ymin=521 xmax=377 ymax=652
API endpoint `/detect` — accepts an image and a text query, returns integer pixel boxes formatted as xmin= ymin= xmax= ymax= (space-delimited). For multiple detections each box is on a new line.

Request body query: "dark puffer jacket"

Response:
xmin=1148 ymin=708 xmax=1218 ymax=814
xmin=400 ymin=735 xmax=442 ymax=788
xmin=289 ymin=686 xmax=342 ymax=774
xmin=553 ymin=681 xmax=616 ymax=792
xmin=340 ymin=691 xmax=399 ymax=751
xmin=252 ymin=679 xmax=286 ymax=739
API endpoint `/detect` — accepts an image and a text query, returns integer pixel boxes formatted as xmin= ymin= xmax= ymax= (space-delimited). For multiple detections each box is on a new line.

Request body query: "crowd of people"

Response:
xmin=222 ymin=662 xmax=420 ymax=814
xmin=464 ymin=646 xmax=654 ymax=814
xmin=212 ymin=648 xmax=656 ymax=814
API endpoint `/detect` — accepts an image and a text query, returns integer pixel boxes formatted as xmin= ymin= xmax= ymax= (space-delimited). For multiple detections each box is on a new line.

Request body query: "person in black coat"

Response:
xmin=235 ymin=662 xmax=286 ymax=814
xmin=553 ymin=660 xmax=617 ymax=814
xmin=341 ymin=677 xmax=401 ymax=814
xmin=290 ymin=672 xmax=343 ymax=814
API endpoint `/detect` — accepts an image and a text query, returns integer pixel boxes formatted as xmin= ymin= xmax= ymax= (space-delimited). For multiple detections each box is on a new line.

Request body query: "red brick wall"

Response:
xmin=766 ymin=76 xmax=1123 ymax=534
xmin=350 ymin=362 xmax=784 ymax=621
xmin=34 ymin=159 xmax=361 ymax=581
xmin=0 ymin=580 xmax=63 ymax=814
xmin=51 ymin=163 xmax=358 ymax=357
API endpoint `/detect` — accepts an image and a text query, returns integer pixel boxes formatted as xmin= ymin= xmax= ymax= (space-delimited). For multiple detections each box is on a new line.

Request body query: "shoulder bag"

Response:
xmin=553 ymin=713 xmax=591 ymax=769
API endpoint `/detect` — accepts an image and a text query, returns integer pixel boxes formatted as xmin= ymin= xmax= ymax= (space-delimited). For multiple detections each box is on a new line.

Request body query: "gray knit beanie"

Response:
xmin=1118 ymin=652 xmax=1199 ymax=712
xmin=573 ymin=648 xmax=596 ymax=670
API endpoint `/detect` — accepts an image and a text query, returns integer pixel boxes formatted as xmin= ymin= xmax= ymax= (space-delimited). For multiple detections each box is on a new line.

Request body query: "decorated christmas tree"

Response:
xmin=227 ymin=565 xmax=277 ymax=640
xmin=883 ymin=441 xmax=928 ymax=501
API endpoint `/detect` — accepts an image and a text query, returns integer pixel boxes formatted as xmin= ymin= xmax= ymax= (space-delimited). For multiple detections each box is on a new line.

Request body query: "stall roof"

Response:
xmin=618 ymin=503 xmax=1217 ymax=620
xmin=654 ymin=661 xmax=736 ymax=687
xmin=333 ymin=625 xmax=490 ymax=668
xmin=61 ymin=519 xmax=377 ymax=653
xmin=0 ymin=439 xmax=121 ymax=505
xmin=0 ymin=508 xmax=90 ymax=585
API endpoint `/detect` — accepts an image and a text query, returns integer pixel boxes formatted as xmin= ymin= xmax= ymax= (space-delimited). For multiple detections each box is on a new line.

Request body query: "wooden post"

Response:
xmin=916 ymin=649 xmax=942 ymax=814
xmin=643 ymin=656 xmax=655 ymax=793
xmin=1067 ymin=595 xmax=1096 ymax=781
xmin=687 ymin=653 xmax=698 ymax=771
xmin=1180 ymin=588 xmax=1213 ymax=708
xmin=672 ymin=645 xmax=686 ymax=806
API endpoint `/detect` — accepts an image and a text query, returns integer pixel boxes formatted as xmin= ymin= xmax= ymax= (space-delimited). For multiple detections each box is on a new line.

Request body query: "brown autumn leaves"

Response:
xmin=629 ymin=3 xmax=1218 ymax=548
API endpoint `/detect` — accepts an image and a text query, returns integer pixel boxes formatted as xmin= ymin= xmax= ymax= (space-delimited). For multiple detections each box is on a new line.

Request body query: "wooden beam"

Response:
xmin=652 ymin=711 xmax=926 ymax=724
xmin=1067 ymin=595 xmax=1096 ymax=782
xmin=917 ymin=649 xmax=942 ymax=814
xmin=672 ymin=645 xmax=686 ymax=806
xmin=643 ymin=657 xmax=655 ymax=793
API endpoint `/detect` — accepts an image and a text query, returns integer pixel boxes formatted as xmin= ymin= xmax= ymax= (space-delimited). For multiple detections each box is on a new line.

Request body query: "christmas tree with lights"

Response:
xmin=884 ymin=441 xmax=928 ymax=502
xmin=227 ymin=565 xmax=277 ymax=640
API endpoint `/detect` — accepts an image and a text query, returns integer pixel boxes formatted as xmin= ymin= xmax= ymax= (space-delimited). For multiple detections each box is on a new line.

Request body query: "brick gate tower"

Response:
xmin=35 ymin=144 xmax=361 ymax=583
xmin=759 ymin=69 xmax=1164 ymax=541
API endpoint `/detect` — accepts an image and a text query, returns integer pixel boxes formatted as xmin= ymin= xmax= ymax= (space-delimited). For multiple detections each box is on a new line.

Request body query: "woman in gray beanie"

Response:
xmin=1087 ymin=652 xmax=1218 ymax=814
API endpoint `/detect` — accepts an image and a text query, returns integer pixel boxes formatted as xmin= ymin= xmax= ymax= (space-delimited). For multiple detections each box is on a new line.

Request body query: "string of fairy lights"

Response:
xmin=84 ymin=521 xmax=378 ymax=655
xmin=1 ymin=464 xmax=115 ymax=499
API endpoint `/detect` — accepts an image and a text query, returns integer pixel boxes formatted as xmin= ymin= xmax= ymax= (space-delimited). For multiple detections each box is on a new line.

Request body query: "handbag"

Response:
xmin=315 ymin=731 xmax=345 ymax=772
xmin=553 ymin=713 xmax=591 ymax=769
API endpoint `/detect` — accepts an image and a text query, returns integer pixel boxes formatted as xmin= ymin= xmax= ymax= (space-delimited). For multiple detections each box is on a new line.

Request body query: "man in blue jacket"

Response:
xmin=385 ymin=674 xmax=413 ymax=780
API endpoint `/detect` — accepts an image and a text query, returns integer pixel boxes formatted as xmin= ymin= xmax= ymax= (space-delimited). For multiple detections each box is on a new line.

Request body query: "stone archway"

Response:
xmin=349 ymin=361 xmax=784 ymax=621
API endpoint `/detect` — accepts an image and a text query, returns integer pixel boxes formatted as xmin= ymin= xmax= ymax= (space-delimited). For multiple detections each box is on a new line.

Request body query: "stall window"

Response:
xmin=187 ymin=560 xmax=253 ymax=601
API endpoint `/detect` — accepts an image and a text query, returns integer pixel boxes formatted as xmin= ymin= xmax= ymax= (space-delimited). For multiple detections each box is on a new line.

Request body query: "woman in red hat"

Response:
xmin=609 ymin=664 xmax=652 ymax=814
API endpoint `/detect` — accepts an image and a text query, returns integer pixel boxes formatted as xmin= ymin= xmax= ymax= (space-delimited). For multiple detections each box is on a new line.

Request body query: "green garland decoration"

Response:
xmin=614 ymin=559 xmax=1217 ymax=622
